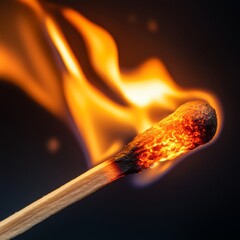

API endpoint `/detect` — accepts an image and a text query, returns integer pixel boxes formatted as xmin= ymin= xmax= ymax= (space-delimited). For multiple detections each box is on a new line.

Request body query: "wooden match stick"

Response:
xmin=0 ymin=160 xmax=120 ymax=240
xmin=0 ymin=100 xmax=217 ymax=240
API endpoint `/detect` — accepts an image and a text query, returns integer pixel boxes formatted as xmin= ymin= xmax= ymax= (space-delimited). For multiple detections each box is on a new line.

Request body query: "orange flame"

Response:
xmin=132 ymin=101 xmax=217 ymax=169
xmin=0 ymin=0 xmax=222 ymax=185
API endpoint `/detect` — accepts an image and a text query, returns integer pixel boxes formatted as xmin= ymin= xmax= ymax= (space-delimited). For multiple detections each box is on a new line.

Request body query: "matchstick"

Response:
xmin=0 ymin=160 xmax=120 ymax=240
xmin=0 ymin=100 xmax=217 ymax=239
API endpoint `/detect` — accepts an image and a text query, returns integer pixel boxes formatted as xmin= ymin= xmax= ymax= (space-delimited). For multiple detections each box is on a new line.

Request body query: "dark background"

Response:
xmin=1 ymin=0 xmax=239 ymax=239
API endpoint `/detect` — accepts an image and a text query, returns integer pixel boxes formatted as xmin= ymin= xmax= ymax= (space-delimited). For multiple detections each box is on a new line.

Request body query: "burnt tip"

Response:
xmin=114 ymin=100 xmax=218 ymax=175
xmin=176 ymin=100 xmax=218 ymax=144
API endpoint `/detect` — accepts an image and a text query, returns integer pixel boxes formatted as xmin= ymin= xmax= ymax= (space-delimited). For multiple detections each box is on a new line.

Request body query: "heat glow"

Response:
xmin=0 ymin=1 xmax=222 ymax=185
xmin=134 ymin=100 xmax=217 ymax=169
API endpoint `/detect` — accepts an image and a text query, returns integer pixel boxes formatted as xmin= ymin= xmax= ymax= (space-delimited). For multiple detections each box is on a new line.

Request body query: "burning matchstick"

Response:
xmin=0 ymin=100 xmax=217 ymax=239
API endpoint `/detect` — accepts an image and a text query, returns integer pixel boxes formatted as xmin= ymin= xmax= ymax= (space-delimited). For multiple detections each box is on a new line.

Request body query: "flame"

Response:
xmin=0 ymin=0 xmax=222 ymax=185
xmin=133 ymin=101 xmax=217 ymax=170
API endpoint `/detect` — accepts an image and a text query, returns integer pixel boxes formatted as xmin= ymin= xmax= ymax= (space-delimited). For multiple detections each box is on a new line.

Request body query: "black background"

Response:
xmin=0 ymin=0 xmax=239 ymax=239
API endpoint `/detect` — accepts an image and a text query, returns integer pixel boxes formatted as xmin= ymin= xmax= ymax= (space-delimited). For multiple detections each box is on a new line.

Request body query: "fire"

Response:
xmin=0 ymin=1 xmax=222 ymax=185
xmin=113 ymin=100 xmax=217 ymax=177
xmin=134 ymin=100 xmax=217 ymax=169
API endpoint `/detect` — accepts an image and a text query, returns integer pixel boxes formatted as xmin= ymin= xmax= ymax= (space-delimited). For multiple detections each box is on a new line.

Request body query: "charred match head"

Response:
xmin=114 ymin=100 xmax=217 ymax=175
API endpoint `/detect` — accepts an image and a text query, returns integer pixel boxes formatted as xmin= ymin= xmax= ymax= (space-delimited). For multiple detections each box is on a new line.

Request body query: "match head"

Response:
xmin=172 ymin=100 xmax=217 ymax=145
xmin=114 ymin=100 xmax=217 ymax=174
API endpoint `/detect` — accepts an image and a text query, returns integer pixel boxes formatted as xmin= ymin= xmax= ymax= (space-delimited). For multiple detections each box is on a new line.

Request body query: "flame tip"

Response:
xmin=0 ymin=1 xmax=222 ymax=185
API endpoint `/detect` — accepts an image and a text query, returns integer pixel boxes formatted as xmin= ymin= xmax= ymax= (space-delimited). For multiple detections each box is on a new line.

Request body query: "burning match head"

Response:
xmin=114 ymin=100 xmax=217 ymax=174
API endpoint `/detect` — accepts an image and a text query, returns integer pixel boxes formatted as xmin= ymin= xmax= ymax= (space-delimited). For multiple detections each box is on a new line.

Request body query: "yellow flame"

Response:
xmin=0 ymin=0 xmax=222 ymax=185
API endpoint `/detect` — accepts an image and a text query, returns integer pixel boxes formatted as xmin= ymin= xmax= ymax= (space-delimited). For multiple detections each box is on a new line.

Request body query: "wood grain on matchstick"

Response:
xmin=0 ymin=161 xmax=120 ymax=240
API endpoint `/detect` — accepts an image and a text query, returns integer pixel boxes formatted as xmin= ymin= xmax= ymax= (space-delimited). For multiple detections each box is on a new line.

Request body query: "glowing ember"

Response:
xmin=0 ymin=1 xmax=222 ymax=184
xmin=46 ymin=137 xmax=61 ymax=154
xmin=134 ymin=100 xmax=216 ymax=169
xmin=147 ymin=19 xmax=159 ymax=32
xmin=114 ymin=100 xmax=217 ymax=173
